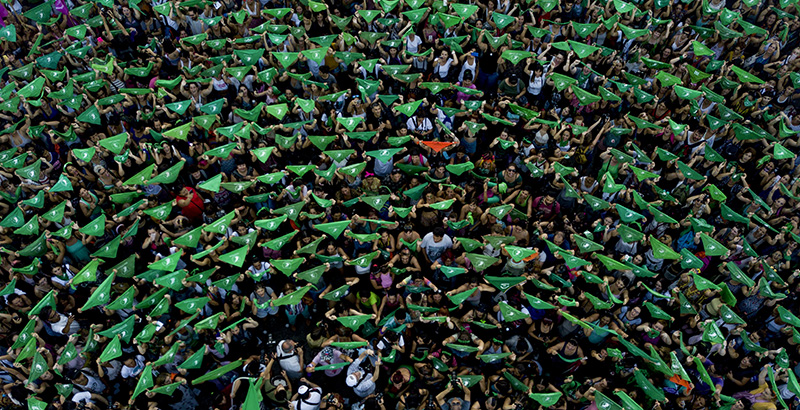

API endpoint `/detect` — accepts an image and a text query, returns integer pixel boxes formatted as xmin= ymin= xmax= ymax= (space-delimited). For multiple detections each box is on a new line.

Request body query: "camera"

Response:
xmin=264 ymin=333 xmax=277 ymax=351
xmin=450 ymin=371 xmax=462 ymax=387
xmin=513 ymin=394 xmax=526 ymax=410
xmin=427 ymin=395 xmax=438 ymax=410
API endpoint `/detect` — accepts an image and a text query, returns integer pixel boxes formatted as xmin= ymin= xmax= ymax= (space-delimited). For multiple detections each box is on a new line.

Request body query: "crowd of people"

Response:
xmin=1 ymin=0 xmax=800 ymax=409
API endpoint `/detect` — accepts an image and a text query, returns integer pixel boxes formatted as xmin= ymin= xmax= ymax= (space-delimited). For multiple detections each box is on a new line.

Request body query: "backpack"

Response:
xmin=671 ymin=184 xmax=691 ymax=204
xmin=718 ymin=139 xmax=740 ymax=159
xmin=675 ymin=230 xmax=696 ymax=252
xmin=574 ymin=146 xmax=590 ymax=165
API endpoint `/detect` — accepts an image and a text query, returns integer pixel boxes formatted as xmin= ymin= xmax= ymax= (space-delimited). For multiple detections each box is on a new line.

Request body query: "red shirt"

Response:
xmin=177 ymin=187 xmax=204 ymax=220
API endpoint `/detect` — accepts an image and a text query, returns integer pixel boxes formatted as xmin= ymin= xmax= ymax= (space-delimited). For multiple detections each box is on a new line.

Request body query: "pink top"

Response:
xmin=456 ymin=82 xmax=477 ymax=103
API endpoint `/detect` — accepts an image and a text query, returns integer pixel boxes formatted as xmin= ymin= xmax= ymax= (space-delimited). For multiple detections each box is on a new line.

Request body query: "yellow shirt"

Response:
xmin=749 ymin=384 xmax=778 ymax=410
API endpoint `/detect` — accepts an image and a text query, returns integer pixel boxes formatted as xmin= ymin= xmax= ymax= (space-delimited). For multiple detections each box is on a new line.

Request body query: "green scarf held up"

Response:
xmin=557 ymin=353 xmax=584 ymax=363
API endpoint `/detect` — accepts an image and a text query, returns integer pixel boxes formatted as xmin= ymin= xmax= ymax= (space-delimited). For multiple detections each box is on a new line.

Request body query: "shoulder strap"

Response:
xmin=263 ymin=377 xmax=280 ymax=395
xmin=356 ymin=370 xmax=369 ymax=385
xmin=300 ymin=388 xmax=322 ymax=406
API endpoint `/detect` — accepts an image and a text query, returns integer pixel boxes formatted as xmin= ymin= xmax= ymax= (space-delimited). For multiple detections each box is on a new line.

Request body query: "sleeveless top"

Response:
xmin=459 ymin=58 xmax=477 ymax=83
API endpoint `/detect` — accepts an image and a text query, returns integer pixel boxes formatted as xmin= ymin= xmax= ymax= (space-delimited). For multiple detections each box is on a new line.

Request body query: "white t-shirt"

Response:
xmin=2 ymin=288 xmax=26 ymax=304
xmin=251 ymin=288 xmax=279 ymax=317
xmin=373 ymin=156 xmax=393 ymax=176
xmin=420 ymin=233 xmax=453 ymax=262
xmin=405 ymin=35 xmax=422 ymax=54
xmin=277 ymin=342 xmax=302 ymax=373
xmin=185 ymin=17 xmax=205 ymax=35
xmin=377 ymin=335 xmax=405 ymax=351
xmin=534 ymin=130 xmax=549 ymax=146
xmin=76 ymin=372 xmax=106 ymax=393
xmin=347 ymin=357 xmax=376 ymax=398
xmin=434 ymin=58 xmax=454 ymax=79
xmin=483 ymin=243 xmax=501 ymax=258
xmin=121 ymin=355 xmax=146 ymax=379
xmin=212 ymin=77 xmax=228 ymax=91
xmin=247 ymin=264 xmax=270 ymax=281
xmin=51 ymin=313 xmax=80 ymax=335
xmin=528 ymin=73 xmax=545 ymax=95
xmin=406 ymin=117 xmax=433 ymax=133
xmin=458 ymin=58 xmax=477 ymax=83
xmin=354 ymin=263 xmax=372 ymax=275
xmin=71 ymin=391 xmax=94 ymax=404
xmin=100 ymin=359 xmax=123 ymax=380
xmin=291 ymin=388 xmax=322 ymax=410
xmin=51 ymin=264 xmax=75 ymax=288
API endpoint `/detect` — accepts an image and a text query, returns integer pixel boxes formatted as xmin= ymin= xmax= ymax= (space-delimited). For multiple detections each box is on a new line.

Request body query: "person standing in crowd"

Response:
xmin=0 ymin=1 xmax=799 ymax=410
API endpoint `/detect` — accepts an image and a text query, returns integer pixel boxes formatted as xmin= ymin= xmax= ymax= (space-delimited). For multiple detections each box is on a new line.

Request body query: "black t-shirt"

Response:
xmin=730 ymin=366 xmax=758 ymax=389
xmin=365 ymin=111 xmax=383 ymax=131
xmin=480 ymin=49 xmax=498 ymax=74
xmin=382 ymin=174 xmax=406 ymax=194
